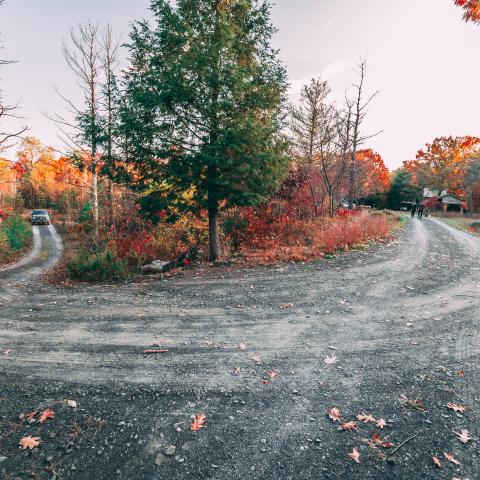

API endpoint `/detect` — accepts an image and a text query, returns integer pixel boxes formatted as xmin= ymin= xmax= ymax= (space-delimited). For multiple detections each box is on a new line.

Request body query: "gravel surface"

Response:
xmin=0 ymin=218 xmax=479 ymax=479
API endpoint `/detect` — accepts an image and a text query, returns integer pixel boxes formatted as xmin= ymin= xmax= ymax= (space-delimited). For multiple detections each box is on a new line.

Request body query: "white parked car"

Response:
xmin=30 ymin=209 xmax=50 ymax=225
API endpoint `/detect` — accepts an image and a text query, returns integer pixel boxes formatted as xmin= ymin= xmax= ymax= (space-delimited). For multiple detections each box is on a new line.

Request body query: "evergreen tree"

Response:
xmin=121 ymin=0 xmax=289 ymax=260
xmin=387 ymin=168 xmax=418 ymax=210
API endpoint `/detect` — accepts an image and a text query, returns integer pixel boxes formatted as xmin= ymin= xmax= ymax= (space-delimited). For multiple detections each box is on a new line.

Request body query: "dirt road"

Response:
xmin=0 ymin=218 xmax=479 ymax=479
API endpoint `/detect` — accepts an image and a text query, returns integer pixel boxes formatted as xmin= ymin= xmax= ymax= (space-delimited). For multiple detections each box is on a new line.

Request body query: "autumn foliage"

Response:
xmin=455 ymin=0 xmax=480 ymax=23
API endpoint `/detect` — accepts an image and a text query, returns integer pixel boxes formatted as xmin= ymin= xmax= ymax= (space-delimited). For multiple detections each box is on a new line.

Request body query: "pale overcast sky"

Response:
xmin=1 ymin=0 xmax=479 ymax=168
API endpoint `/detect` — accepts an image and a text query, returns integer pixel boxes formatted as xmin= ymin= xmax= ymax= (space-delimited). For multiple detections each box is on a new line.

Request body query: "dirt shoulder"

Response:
xmin=0 ymin=217 xmax=479 ymax=479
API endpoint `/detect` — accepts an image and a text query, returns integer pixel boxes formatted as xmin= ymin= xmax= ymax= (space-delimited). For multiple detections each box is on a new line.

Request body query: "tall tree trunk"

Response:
xmin=208 ymin=200 xmax=220 ymax=262
xmin=348 ymin=153 xmax=356 ymax=209
xmin=107 ymin=179 xmax=114 ymax=227
xmin=92 ymin=166 xmax=99 ymax=245
xmin=308 ymin=177 xmax=318 ymax=218
xmin=329 ymin=189 xmax=335 ymax=217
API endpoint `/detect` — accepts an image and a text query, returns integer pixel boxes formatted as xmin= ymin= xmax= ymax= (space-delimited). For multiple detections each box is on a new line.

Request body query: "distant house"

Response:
xmin=423 ymin=188 xmax=466 ymax=212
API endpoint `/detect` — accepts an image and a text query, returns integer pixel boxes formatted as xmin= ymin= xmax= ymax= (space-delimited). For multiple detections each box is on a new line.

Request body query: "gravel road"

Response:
xmin=0 ymin=218 xmax=479 ymax=479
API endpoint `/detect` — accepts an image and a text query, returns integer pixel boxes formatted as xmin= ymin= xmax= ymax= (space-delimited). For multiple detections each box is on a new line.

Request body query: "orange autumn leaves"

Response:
xmin=455 ymin=0 xmax=480 ymax=24
xmin=191 ymin=413 xmax=207 ymax=432
xmin=18 ymin=408 xmax=56 ymax=450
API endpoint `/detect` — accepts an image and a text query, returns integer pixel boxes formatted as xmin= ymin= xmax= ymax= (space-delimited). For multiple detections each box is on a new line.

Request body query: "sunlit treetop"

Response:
xmin=454 ymin=0 xmax=480 ymax=24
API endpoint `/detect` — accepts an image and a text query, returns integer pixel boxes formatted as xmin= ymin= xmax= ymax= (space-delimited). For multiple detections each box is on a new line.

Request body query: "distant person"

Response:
xmin=418 ymin=202 xmax=425 ymax=220
xmin=411 ymin=202 xmax=417 ymax=218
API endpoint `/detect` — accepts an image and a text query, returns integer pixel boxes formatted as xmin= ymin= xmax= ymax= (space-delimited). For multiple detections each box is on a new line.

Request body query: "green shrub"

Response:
xmin=0 ymin=230 xmax=10 ymax=262
xmin=1 ymin=215 xmax=32 ymax=250
xmin=66 ymin=249 xmax=129 ymax=283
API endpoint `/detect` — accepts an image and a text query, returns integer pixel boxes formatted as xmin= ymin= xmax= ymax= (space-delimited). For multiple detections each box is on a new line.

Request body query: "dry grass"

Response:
xmin=241 ymin=211 xmax=397 ymax=264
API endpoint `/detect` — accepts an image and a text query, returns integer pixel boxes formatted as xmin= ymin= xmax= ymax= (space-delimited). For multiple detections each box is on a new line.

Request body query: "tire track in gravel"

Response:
xmin=2 ymin=218 xmax=480 ymax=479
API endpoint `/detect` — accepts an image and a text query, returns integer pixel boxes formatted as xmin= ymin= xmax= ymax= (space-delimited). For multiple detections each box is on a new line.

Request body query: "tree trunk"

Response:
xmin=329 ymin=190 xmax=335 ymax=217
xmin=108 ymin=179 xmax=114 ymax=227
xmin=208 ymin=202 xmax=219 ymax=262
xmin=308 ymin=178 xmax=318 ymax=218
xmin=92 ymin=167 xmax=99 ymax=246
xmin=348 ymin=152 xmax=356 ymax=210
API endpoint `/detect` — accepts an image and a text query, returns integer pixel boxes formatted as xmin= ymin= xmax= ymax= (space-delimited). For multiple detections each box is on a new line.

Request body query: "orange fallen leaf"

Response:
xmin=455 ymin=429 xmax=473 ymax=444
xmin=432 ymin=456 xmax=442 ymax=468
xmin=19 ymin=436 xmax=41 ymax=450
xmin=443 ymin=452 xmax=461 ymax=465
xmin=357 ymin=413 xmax=375 ymax=424
xmin=25 ymin=410 xmax=38 ymax=421
xmin=39 ymin=409 xmax=55 ymax=424
xmin=376 ymin=418 xmax=387 ymax=429
xmin=233 ymin=367 xmax=241 ymax=376
xmin=341 ymin=421 xmax=357 ymax=431
xmin=261 ymin=379 xmax=270 ymax=385
xmin=251 ymin=354 xmax=261 ymax=363
xmin=278 ymin=303 xmax=294 ymax=310
xmin=348 ymin=447 xmax=361 ymax=463
xmin=324 ymin=355 xmax=338 ymax=365
xmin=328 ymin=407 xmax=341 ymax=423
xmin=457 ymin=370 xmax=465 ymax=378
xmin=447 ymin=403 xmax=466 ymax=413
xmin=267 ymin=369 xmax=278 ymax=380
xmin=237 ymin=342 xmax=246 ymax=351
xmin=191 ymin=413 xmax=206 ymax=431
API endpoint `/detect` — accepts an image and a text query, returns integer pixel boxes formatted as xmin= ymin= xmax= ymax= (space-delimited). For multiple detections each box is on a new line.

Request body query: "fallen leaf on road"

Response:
xmin=261 ymin=379 xmax=270 ymax=385
xmin=324 ymin=355 xmax=338 ymax=365
xmin=455 ymin=429 xmax=473 ymax=444
xmin=357 ymin=413 xmax=375 ymax=424
xmin=348 ymin=447 xmax=361 ymax=463
xmin=267 ymin=369 xmax=278 ymax=380
xmin=39 ymin=409 xmax=55 ymax=424
xmin=432 ymin=456 xmax=442 ymax=468
xmin=251 ymin=354 xmax=261 ymax=363
xmin=328 ymin=408 xmax=341 ymax=423
xmin=191 ymin=413 xmax=206 ymax=431
xmin=376 ymin=418 xmax=387 ymax=429
xmin=233 ymin=367 xmax=241 ymax=376
xmin=25 ymin=410 xmax=38 ymax=421
xmin=19 ymin=436 xmax=40 ymax=450
xmin=3 ymin=349 xmax=12 ymax=355
xmin=447 ymin=403 xmax=466 ymax=413
xmin=443 ymin=452 xmax=461 ymax=465
xmin=237 ymin=342 xmax=246 ymax=351
xmin=341 ymin=421 xmax=357 ymax=431
xmin=278 ymin=303 xmax=294 ymax=310
xmin=457 ymin=370 xmax=465 ymax=378
xmin=144 ymin=349 xmax=169 ymax=354
xmin=66 ymin=400 xmax=77 ymax=409
xmin=205 ymin=341 xmax=214 ymax=347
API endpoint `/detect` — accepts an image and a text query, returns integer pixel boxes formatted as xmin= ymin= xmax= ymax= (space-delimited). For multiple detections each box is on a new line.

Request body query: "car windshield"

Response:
xmin=33 ymin=210 xmax=47 ymax=215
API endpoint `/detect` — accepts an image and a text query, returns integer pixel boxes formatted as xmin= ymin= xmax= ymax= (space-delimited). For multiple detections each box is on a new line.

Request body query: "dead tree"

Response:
xmin=62 ymin=22 xmax=103 ymax=244
xmin=316 ymin=106 xmax=349 ymax=217
xmin=0 ymin=0 xmax=28 ymax=152
xmin=347 ymin=58 xmax=381 ymax=209
xmin=101 ymin=25 xmax=120 ymax=227
xmin=289 ymin=78 xmax=331 ymax=217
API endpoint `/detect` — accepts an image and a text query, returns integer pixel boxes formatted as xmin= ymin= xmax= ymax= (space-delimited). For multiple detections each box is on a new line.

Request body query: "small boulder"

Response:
xmin=155 ymin=453 xmax=170 ymax=466
xmin=165 ymin=445 xmax=176 ymax=456
xmin=142 ymin=260 xmax=171 ymax=274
